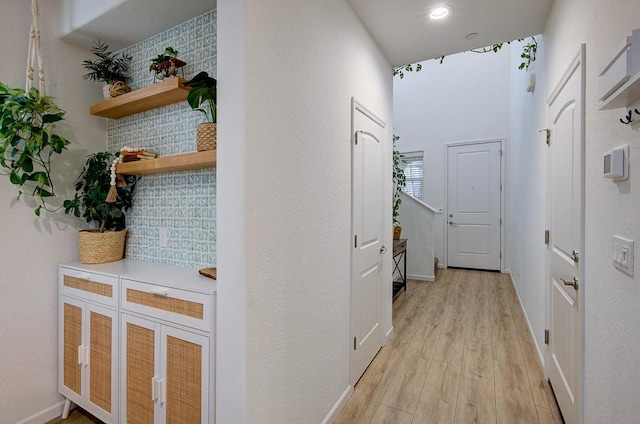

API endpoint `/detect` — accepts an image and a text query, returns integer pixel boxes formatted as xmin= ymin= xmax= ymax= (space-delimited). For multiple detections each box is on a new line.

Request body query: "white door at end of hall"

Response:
xmin=547 ymin=45 xmax=584 ymax=424
xmin=447 ymin=141 xmax=501 ymax=271
xmin=351 ymin=99 xmax=386 ymax=386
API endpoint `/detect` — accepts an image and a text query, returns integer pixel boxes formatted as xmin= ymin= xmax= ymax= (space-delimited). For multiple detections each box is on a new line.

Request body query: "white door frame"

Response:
xmin=544 ymin=44 xmax=586 ymax=424
xmin=443 ymin=138 xmax=506 ymax=271
xmin=349 ymin=97 xmax=389 ymax=387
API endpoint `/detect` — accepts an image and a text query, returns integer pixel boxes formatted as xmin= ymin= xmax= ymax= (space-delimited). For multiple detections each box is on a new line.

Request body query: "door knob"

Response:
xmin=559 ymin=277 xmax=579 ymax=291
xmin=380 ymin=245 xmax=387 ymax=254
xmin=449 ymin=213 xmax=453 ymax=218
xmin=449 ymin=220 xmax=455 ymax=225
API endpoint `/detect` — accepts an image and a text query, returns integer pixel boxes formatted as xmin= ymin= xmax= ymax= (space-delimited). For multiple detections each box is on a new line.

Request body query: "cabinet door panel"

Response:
xmin=162 ymin=326 xmax=210 ymax=424
xmin=60 ymin=296 xmax=83 ymax=401
xmin=122 ymin=314 xmax=159 ymax=424
xmin=86 ymin=304 xmax=118 ymax=422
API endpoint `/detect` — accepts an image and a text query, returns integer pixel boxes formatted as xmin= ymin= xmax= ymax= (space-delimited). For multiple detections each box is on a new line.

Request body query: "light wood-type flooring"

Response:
xmin=45 ymin=408 xmax=101 ymax=424
xmin=335 ymin=268 xmax=564 ymax=424
xmin=46 ymin=269 xmax=561 ymax=424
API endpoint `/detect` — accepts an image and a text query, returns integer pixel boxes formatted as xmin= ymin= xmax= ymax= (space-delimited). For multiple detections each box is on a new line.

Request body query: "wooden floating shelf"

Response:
xmin=116 ymin=150 xmax=216 ymax=176
xmin=90 ymin=78 xmax=189 ymax=118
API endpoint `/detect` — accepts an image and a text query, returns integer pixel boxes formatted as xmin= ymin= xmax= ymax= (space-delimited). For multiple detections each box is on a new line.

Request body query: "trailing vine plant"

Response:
xmin=0 ymin=83 xmax=70 ymax=216
xmin=393 ymin=36 xmax=538 ymax=77
xmin=392 ymin=135 xmax=406 ymax=227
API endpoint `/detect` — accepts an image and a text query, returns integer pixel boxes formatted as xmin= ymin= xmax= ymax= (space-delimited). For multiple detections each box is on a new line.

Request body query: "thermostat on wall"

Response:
xmin=603 ymin=144 xmax=629 ymax=180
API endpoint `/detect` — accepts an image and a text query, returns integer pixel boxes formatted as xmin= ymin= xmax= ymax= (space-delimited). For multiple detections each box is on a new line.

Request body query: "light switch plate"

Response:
xmin=613 ymin=235 xmax=634 ymax=277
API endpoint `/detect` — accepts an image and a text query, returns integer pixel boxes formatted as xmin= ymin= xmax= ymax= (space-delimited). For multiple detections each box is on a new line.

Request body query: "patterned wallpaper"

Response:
xmin=108 ymin=10 xmax=217 ymax=268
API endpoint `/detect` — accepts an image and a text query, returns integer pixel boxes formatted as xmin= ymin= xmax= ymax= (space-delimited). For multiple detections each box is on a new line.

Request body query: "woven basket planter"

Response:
xmin=78 ymin=229 xmax=127 ymax=264
xmin=197 ymin=122 xmax=217 ymax=151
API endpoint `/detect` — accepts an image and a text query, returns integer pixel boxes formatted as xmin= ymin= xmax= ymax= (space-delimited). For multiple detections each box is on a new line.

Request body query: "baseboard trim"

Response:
xmin=507 ymin=272 xmax=546 ymax=369
xmin=14 ymin=401 xmax=65 ymax=424
xmin=437 ymin=263 xmax=446 ymax=269
xmin=322 ymin=385 xmax=353 ymax=424
xmin=407 ymin=274 xmax=435 ymax=282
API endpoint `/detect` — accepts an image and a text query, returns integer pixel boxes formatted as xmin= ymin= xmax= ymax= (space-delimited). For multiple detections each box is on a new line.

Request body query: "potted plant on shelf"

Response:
xmin=63 ymin=152 xmax=139 ymax=264
xmin=392 ymin=135 xmax=406 ymax=240
xmin=184 ymin=71 xmax=217 ymax=151
xmin=149 ymin=46 xmax=186 ymax=82
xmin=82 ymin=41 xmax=131 ymax=99
xmin=0 ymin=82 xmax=71 ymax=216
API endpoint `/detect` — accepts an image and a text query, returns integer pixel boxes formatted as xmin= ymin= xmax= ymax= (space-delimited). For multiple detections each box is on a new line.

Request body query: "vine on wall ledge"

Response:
xmin=393 ymin=36 xmax=538 ymax=78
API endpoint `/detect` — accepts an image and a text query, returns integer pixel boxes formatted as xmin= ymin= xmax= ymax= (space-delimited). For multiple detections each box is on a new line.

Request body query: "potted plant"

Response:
xmin=63 ymin=152 xmax=138 ymax=264
xmin=149 ymin=47 xmax=186 ymax=82
xmin=184 ymin=71 xmax=217 ymax=151
xmin=0 ymin=82 xmax=71 ymax=216
xmin=82 ymin=41 xmax=131 ymax=99
xmin=392 ymin=135 xmax=406 ymax=240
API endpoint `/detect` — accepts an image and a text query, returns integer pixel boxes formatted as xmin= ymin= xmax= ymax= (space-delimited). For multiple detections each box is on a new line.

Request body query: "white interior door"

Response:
xmin=446 ymin=141 xmax=501 ymax=270
xmin=351 ymin=99 xmax=386 ymax=385
xmin=546 ymin=45 xmax=584 ymax=424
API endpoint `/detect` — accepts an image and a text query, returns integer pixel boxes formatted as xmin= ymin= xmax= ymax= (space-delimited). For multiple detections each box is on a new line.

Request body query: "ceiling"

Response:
xmin=347 ymin=0 xmax=554 ymax=67
xmin=59 ymin=0 xmax=216 ymax=50
xmin=60 ymin=0 xmax=553 ymax=67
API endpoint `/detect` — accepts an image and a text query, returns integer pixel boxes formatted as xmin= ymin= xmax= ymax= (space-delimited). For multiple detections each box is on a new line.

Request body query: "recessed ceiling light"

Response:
xmin=429 ymin=6 xmax=450 ymax=20
xmin=465 ymin=32 xmax=479 ymax=40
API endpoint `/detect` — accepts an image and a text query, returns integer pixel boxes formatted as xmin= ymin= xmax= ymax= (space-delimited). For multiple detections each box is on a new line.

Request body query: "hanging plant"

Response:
xmin=0 ymin=83 xmax=70 ymax=216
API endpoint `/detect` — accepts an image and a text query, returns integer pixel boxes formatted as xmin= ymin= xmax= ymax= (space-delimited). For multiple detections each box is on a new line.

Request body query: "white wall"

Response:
xmin=217 ymin=0 xmax=393 ymax=423
xmin=506 ymin=37 xmax=549 ymax=357
xmin=393 ymin=49 xmax=511 ymax=263
xmin=507 ymin=0 xmax=640 ymax=422
xmin=541 ymin=0 xmax=640 ymax=422
xmin=0 ymin=1 xmax=107 ymax=423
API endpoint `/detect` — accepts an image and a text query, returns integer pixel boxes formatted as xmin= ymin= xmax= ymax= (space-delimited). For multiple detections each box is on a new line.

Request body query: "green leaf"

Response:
xmin=9 ymin=171 xmax=20 ymax=185
xmin=34 ymin=205 xmax=41 ymax=216
xmin=42 ymin=114 xmax=63 ymax=123
xmin=20 ymin=156 xmax=33 ymax=172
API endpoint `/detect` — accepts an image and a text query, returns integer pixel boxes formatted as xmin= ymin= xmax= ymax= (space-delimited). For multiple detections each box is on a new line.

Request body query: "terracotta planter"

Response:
xmin=393 ymin=226 xmax=402 ymax=240
xmin=78 ymin=229 xmax=127 ymax=264
xmin=197 ymin=122 xmax=217 ymax=151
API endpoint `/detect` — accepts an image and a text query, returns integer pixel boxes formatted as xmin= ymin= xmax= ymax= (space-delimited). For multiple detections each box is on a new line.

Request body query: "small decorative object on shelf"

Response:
xmin=184 ymin=71 xmax=217 ymax=151
xmin=63 ymin=151 xmax=139 ymax=263
xmin=82 ymin=41 xmax=131 ymax=99
xmin=149 ymin=46 xmax=186 ymax=83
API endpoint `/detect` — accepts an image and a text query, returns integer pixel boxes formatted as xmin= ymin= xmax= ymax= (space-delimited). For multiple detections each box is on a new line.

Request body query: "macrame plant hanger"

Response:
xmin=25 ymin=0 xmax=45 ymax=95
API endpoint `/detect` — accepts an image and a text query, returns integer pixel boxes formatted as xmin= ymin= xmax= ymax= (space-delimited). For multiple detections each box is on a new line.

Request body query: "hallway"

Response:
xmin=335 ymin=269 xmax=563 ymax=424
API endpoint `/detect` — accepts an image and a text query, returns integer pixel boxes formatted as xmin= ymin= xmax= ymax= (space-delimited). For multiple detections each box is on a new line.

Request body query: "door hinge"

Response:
xmin=500 ymin=183 xmax=503 ymax=191
xmin=499 ymin=149 xmax=503 ymax=157
xmin=354 ymin=337 xmax=357 ymax=350
xmin=544 ymin=230 xmax=550 ymax=245
xmin=354 ymin=235 xmax=358 ymax=248
xmin=544 ymin=329 xmax=550 ymax=345
xmin=500 ymin=252 xmax=502 ymax=259
xmin=539 ymin=128 xmax=550 ymax=145
xmin=500 ymin=218 xmax=502 ymax=225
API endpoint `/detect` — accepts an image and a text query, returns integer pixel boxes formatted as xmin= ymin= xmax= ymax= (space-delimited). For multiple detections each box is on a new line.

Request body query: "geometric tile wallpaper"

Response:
xmin=108 ymin=10 xmax=217 ymax=268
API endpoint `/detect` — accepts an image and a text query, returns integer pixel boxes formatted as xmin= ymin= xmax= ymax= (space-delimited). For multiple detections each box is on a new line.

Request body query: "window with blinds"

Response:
xmin=400 ymin=151 xmax=424 ymax=200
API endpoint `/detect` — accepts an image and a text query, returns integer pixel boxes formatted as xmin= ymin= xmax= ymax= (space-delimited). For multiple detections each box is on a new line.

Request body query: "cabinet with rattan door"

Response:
xmin=119 ymin=272 xmax=215 ymax=424
xmin=58 ymin=267 xmax=119 ymax=424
